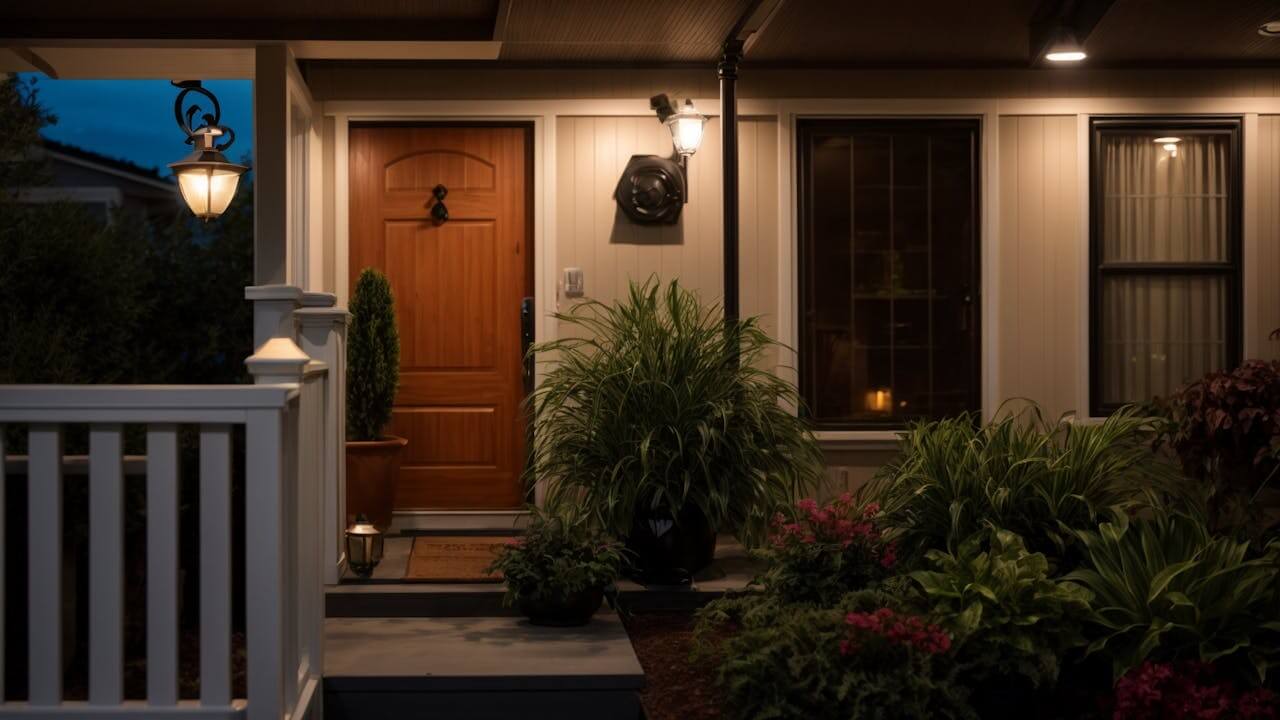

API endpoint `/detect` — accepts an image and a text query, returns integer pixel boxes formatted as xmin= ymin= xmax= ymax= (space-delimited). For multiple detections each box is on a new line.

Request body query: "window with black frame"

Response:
xmin=798 ymin=119 xmax=981 ymax=430
xmin=1089 ymin=118 xmax=1242 ymax=415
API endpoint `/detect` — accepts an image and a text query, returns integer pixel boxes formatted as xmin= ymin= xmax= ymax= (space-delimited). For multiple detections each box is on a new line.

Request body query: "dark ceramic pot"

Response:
xmin=344 ymin=435 xmax=408 ymax=530
xmin=625 ymin=506 xmax=717 ymax=586
xmin=518 ymin=586 xmax=605 ymax=627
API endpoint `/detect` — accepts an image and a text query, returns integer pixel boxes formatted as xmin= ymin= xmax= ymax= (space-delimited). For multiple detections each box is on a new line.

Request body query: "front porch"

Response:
xmin=5 ymin=1 xmax=1280 ymax=718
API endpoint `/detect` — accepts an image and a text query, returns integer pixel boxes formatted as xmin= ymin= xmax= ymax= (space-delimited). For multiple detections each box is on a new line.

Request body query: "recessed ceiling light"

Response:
xmin=1155 ymin=137 xmax=1181 ymax=156
xmin=1259 ymin=21 xmax=1280 ymax=36
xmin=1044 ymin=31 xmax=1087 ymax=63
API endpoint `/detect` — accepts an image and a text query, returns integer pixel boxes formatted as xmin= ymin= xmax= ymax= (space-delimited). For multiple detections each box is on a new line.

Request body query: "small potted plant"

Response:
xmin=528 ymin=279 xmax=822 ymax=584
xmin=486 ymin=506 xmax=626 ymax=626
xmin=345 ymin=268 xmax=406 ymax=530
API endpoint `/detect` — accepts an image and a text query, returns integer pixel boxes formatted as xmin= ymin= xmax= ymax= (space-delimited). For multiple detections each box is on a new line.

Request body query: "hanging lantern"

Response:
xmin=168 ymin=80 xmax=248 ymax=221
xmin=345 ymin=514 xmax=385 ymax=578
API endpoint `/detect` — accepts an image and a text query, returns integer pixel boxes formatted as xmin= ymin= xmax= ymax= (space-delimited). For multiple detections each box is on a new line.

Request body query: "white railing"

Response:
xmin=0 ymin=377 xmax=329 ymax=720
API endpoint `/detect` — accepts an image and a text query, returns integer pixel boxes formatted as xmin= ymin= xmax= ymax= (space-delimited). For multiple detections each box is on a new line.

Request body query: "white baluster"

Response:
xmin=28 ymin=425 xmax=62 ymax=705
xmin=89 ymin=424 xmax=125 ymax=705
xmin=200 ymin=425 xmax=233 ymax=706
xmin=245 ymin=407 xmax=286 ymax=720
xmin=146 ymin=425 xmax=180 ymax=706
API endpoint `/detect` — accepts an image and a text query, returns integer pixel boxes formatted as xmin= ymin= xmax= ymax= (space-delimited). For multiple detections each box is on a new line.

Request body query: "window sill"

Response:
xmin=814 ymin=430 xmax=902 ymax=452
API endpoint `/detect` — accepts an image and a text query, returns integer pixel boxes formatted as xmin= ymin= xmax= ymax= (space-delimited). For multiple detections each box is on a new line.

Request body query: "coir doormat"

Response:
xmin=405 ymin=536 xmax=508 ymax=582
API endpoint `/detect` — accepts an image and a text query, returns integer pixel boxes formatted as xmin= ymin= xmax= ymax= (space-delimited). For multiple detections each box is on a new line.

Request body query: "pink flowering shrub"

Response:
xmin=840 ymin=608 xmax=952 ymax=658
xmin=758 ymin=494 xmax=897 ymax=604
xmin=1111 ymin=661 xmax=1278 ymax=720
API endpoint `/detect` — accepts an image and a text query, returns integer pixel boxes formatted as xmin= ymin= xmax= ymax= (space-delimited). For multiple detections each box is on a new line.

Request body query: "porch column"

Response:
xmin=295 ymin=292 xmax=349 ymax=584
xmin=254 ymin=44 xmax=289 ymax=287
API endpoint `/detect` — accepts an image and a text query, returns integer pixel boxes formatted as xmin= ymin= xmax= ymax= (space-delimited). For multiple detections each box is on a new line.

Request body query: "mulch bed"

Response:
xmin=624 ymin=611 xmax=725 ymax=720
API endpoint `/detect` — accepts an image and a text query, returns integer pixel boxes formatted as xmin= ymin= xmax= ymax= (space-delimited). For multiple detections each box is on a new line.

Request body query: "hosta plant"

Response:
xmin=528 ymin=278 xmax=822 ymax=546
xmin=867 ymin=405 xmax=1176 ymax=568
xmin=1063 ymin=508 xmax=1280 ymax=683
xmin=485 ymin=505 xmax=626 ymax=608
xmin=912 ymin=528 xmax=1092 ymax=690
xmin=755 ymin=494 xmax=897 ymax=605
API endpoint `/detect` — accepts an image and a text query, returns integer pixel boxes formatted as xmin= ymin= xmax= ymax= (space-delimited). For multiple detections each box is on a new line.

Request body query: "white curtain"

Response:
xmin=1100 ymin=133 xmax=1230 ymax=405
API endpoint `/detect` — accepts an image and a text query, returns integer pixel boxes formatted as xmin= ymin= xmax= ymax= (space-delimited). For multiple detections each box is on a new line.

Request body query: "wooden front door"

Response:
xmin=349 ymin=125 xmax=531 ymax=510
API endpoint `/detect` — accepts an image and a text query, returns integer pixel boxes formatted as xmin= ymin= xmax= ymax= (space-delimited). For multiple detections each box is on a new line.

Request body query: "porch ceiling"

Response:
xmin=3 ymin=0 xmax=1280 ymax=68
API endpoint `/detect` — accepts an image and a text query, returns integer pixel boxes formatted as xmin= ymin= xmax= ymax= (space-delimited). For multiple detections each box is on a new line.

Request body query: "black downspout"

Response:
xmin=719 ymin=39 xmax=744 ymax=346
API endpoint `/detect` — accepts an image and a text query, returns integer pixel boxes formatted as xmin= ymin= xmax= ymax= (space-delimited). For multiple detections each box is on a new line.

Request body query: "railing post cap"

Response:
xmin=246 ymin=337 xmax=311 ymax=383
xmin=245 ymin=284 xmax=306 ymax=303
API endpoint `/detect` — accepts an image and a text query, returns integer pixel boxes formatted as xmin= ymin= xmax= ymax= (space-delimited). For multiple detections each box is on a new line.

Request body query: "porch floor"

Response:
xmin=327 ymin=534 xmax=762 ymax=616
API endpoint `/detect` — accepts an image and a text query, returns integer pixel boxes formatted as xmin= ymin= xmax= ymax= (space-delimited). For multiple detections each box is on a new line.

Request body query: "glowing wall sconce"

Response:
xmin=169 ymin=80 xmax=249 ymax=221
xmin=615 ymin=94 xmax=707 ymax=225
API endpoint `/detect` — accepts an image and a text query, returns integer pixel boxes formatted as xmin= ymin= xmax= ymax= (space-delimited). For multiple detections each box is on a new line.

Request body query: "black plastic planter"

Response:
xmin=625 ymin=506 xmax=717 ymax=586
xmin=518 ymin=586 xmax=605 ymax=627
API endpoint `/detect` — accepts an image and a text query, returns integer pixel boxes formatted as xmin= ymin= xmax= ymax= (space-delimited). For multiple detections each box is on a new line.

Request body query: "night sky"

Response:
xmin=20 ymin=73 xmax=254 ymax=176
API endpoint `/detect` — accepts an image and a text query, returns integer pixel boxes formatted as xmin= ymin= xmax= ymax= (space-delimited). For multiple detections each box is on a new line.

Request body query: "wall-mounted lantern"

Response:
xmin=169 ymin=80 xmax=249 ymax=221
xmin=615 ymin=94 xmax=707 ymax=225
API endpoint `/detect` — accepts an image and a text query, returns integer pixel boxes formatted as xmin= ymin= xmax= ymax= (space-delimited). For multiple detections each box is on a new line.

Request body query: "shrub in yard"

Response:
xmin=1063 ymin=507 xmax=1280 ymax=684
xmin=1111 ymin=661 xmax=1277 ymax=720
xmin=695 ymin=591 xmax=974 ymax=720
xmin=486 ymin=505 xmax=626 ymax=608
xmin=912 ymin=528 xmax=1093 ymax=698
xmin=867 ymin=405 xmax=1176 ymax=568
xmin=755 ymin=494 xmax=897 ymax=605
xmin=529 ymin=278 xmax=822 ymax=546
xmin=1152 ymin=359 xmax=1280 ymax=540
xmin=346 ymin=268 xmax=400 ymax=441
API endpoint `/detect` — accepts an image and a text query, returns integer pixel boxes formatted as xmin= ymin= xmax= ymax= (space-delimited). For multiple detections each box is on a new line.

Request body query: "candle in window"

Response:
xmin=866 ymin=388 xmax=893 ymax=413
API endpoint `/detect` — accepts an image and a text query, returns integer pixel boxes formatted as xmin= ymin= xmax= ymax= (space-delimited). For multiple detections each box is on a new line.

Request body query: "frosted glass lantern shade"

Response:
xmin=176 ymin=165 xmax=243 ymax=219
xmin=666 ymin=100 xmax=706 ymax=157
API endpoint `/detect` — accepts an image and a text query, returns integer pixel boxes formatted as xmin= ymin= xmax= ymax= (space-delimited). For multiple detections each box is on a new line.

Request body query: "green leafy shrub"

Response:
xmin=694 ymin=590 xmax=973 ymax=720
xmin=530 ymin=279 xmax=822 ymax=545
xmin=867 ymin=405 xmax=1175 ymax=567
xmin=912 ymin=528 xmax=1092 ymax=691
xmin=485 ymin=506 xmax=625 ymax=607
xmin=754 ymin=494 xmax=897 ymax=605
xmin=346 ymin=268 xmax=400 ymax=441
xmin=1063 ymin=508 xmax=1280 ymax=683
xmin=1151 ymin=359 xmax=1280 ymax=540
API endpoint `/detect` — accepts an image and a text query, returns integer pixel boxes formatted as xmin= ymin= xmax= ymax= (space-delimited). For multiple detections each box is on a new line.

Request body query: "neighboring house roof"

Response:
xmin=41 ymin=137 xmax=175 ymax=193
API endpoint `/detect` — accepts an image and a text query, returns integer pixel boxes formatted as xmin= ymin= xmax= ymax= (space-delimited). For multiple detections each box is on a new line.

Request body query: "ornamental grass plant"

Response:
xmin=527 ymin=278 xmax=822 ymax=546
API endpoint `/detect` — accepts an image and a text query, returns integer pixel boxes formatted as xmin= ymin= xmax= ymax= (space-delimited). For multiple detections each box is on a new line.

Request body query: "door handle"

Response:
xmin=430 ymin=184 xmax=449 ymax=223
xmin=521 ymin=297 xmax=535 ymax=389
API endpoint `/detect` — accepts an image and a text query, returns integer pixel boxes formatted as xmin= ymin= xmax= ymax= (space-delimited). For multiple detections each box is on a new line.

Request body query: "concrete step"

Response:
xmin=323 ymin=613 xmax=645 ymax=720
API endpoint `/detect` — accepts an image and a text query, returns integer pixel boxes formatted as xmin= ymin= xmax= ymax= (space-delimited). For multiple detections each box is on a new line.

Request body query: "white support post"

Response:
xmin=245 ymin=407 xmax=287 ymax=720
xmin=88 ymin=424 xmax=125 ymax=706
xmin=146 ymin=425 xmax=180 ymax=707
xmin=296 ymin=291 xmax=349 ymax=584
xmin=245 ymin=284 xmax=304 ymax=351
xmin=28 ymin=425 xmax=63 ymax=706
xmin=199 ymin=425 xmax=234 ymax=707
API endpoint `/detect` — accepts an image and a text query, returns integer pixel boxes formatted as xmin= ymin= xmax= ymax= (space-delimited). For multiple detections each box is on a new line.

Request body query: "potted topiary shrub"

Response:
xmin=528 ymin=278 xmax=822 ymax=585
xmin=345 ymin=267 xmax=406 ymax=530
xmin=486 ymin=505 xmax=626 ymax=626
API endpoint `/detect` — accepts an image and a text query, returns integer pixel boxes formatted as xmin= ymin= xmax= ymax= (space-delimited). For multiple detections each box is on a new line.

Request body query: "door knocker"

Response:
xmin=430 ymin=184 xmax=449 ymax=223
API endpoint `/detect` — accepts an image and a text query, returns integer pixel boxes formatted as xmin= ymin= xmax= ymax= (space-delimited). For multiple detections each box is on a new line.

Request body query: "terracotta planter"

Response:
xmin=345 ymin=435 xmax=407 ymax=530
xmin=518 ymin=586 xmax=605 ymax=627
